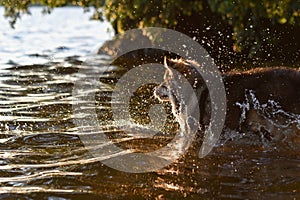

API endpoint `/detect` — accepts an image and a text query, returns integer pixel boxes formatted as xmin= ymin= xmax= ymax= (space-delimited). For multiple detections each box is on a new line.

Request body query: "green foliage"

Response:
xmin=101 ymin=0 xmax=203 ymax=33
xmin=208 ymin=0 xmax=300 ymax=54
xmin=1 ymin=0 xmax=300 ymax=59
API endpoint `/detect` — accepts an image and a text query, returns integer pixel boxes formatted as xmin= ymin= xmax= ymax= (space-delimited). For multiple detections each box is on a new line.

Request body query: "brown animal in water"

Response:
xmin=154 ymin=59 xmax=300 ymax=140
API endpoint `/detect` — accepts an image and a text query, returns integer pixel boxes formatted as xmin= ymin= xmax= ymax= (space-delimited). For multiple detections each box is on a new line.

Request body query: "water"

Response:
xmin=0 ymin=6 xmax=300 ymax=199
xmin=0 ymin=6 xmax=112 ymax=66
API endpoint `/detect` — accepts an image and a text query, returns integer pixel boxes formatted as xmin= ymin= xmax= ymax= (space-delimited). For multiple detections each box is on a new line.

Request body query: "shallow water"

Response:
xmin=0 ymin=7 xmax=299 ymax=200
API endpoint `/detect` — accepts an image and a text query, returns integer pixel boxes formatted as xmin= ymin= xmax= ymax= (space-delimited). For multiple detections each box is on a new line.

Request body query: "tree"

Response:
xmin=2 ymin=0 xmax=300 ymax=66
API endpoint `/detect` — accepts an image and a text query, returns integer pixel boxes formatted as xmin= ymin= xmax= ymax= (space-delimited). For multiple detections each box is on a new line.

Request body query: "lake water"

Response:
xmin=0 ymin=6 xmax=299 ymax=200
xmin=0 ymin=6 xmax=112 ymax=66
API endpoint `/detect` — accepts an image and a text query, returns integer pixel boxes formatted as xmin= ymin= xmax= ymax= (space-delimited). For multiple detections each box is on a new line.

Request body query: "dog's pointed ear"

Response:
xmin=164 ymin=57 xmax=179 ymax=69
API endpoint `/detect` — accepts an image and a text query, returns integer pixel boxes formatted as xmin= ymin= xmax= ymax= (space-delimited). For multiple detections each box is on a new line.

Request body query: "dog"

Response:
xmin=154 ymin=58 xmax=300 ymax=140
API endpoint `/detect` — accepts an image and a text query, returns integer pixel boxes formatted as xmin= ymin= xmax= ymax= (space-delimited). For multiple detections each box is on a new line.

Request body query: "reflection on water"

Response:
xmin=0 ymin=55 xmax=299 ymax=199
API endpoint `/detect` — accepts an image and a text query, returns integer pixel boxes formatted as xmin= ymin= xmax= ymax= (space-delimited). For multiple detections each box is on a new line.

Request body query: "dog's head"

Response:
xmin=155 ymin=58 xmax=205 ymax=98
xmin=154 ymin=58 xmax=206 ymax=116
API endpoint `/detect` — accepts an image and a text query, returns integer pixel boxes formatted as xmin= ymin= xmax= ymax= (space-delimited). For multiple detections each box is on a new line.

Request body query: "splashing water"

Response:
xmin=223 ymin=89 xmax=300 ymax=149
xmin=153 ymin=63 xmax=201 ymax=157
xmin=237 ymin=90 xmax=300 ymax=129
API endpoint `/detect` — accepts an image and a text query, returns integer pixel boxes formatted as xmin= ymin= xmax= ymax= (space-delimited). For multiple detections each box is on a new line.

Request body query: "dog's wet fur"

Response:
xmin=155 ymin=58 xmax=300 ymax=136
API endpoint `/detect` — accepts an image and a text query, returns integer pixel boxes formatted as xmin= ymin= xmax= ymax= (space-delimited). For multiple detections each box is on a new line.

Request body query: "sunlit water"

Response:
xmin=0 ymin=6 xmax=299 ymax=199
xmin=0 ymin=6 xmax=112 ymax=66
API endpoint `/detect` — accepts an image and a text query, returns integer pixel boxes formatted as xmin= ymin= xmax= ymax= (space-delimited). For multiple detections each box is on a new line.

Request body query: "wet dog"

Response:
xmin=154 ymin=58 xmax=300 ymax=139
